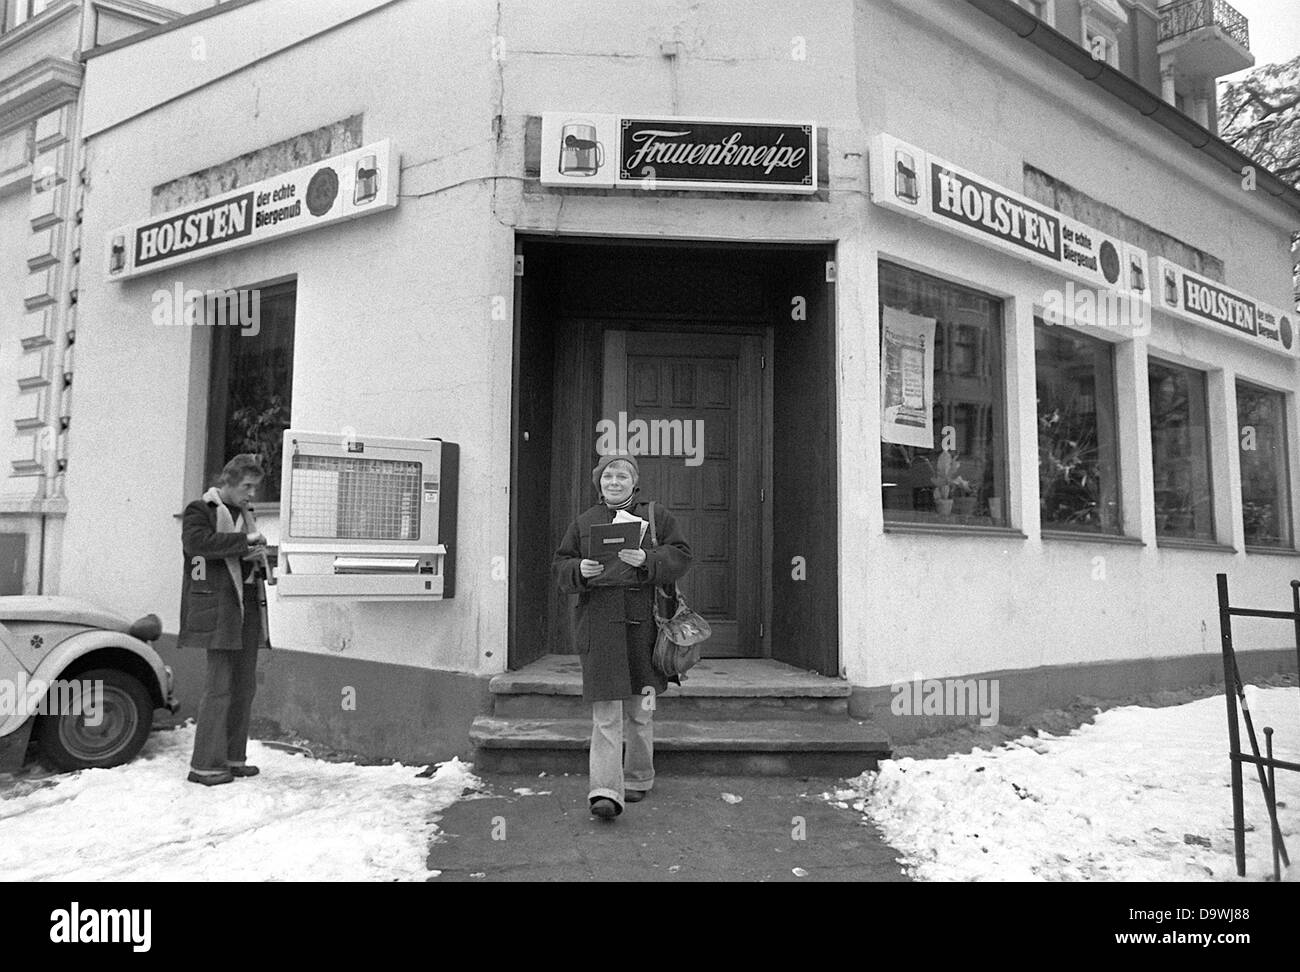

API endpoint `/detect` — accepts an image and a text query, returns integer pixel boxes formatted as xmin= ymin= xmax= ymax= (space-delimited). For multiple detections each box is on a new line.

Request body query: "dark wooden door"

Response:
xmin=603 ymin=331 xmax=764 ymax=657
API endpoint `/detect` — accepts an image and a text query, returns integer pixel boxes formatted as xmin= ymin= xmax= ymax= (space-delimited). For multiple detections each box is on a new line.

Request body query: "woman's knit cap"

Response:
xmin=592 ymin=453 xmax=640 ymax=488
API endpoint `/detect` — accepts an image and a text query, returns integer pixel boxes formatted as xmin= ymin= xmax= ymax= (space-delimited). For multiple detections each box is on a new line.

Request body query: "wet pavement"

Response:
xmin=426 ymin=770 xmax=909 ymax=882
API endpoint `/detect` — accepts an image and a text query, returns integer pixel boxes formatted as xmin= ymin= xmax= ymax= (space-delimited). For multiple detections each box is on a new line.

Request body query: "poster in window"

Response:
xmin=880 ymin=307 xmax=935 ymax=448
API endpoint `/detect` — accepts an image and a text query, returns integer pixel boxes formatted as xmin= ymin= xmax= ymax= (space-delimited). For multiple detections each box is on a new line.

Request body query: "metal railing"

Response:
xmin=1159 ymin=0 xmax=1250 ymax=50
xmin=1215 ymin=573 xmax=1298 ymax=881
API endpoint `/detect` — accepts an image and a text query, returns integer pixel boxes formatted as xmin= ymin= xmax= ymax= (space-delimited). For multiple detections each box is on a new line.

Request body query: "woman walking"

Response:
xmin=553 ymin=454 xmax=692 ymax=819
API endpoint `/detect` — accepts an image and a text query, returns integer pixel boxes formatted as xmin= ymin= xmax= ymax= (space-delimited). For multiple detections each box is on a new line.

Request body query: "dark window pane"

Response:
xmin=880 ymin=262 xmax=1007 ymax=526
xmin=1148 ymin=359 xmax=1214 ymax=541
xmin=1236 ymin=381 xmax=1292 ymax=547
xmin=1034 ymin=322 xmax=1121 ymax=533
xmin=206 ymin=282 xmax=295 ymax=502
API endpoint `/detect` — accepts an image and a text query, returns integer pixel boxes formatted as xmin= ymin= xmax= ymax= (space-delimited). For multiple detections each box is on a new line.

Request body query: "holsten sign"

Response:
xmin=1156 ymin=257 xmax=1295 ymax=356
xmin=871 ymin=133 xmax=1296 ymax=357
xmin=105 ymin=141 xmax=398 ymax=281
xmin=541 ymin=113 xmax=817 ymax=193
xmin=872 ymin=132 xmax=1148 ymax=301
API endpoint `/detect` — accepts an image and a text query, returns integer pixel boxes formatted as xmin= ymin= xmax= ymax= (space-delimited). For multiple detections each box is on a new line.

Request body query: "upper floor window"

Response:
xmin=2 ymin=0 xmax=51 ymax=34
xmin=1018 ymin=0 xmax=1054 ymax=26
xmin=1086 ymin=25 xmax=1120 ymax=67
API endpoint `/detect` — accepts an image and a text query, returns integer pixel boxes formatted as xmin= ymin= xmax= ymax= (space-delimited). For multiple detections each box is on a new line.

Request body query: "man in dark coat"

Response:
xmin=180 ymin=454 xmax=272 ymax=785
xmin=553 ymin=454 xmax=692 ymax=819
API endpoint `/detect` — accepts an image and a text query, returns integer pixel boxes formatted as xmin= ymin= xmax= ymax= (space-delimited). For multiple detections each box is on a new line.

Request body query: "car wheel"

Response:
xmin=35 ymin=668 xmax=154 ymax=771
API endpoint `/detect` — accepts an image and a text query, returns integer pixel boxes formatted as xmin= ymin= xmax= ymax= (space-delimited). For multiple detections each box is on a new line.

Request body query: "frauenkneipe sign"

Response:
xmin=105 ymin=141 xmax=398 ymax=281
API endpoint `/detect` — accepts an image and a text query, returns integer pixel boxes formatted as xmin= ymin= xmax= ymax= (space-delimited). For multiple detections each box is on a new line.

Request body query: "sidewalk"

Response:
xmin=426 ymin=771 xmax=909 ymax=881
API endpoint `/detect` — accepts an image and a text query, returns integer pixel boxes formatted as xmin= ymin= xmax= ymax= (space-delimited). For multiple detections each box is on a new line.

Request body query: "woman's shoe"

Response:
xmin=624 ymin=790 xmax=647 ymax=803
xmin=590 ymin=797 xmax=621 ymax=819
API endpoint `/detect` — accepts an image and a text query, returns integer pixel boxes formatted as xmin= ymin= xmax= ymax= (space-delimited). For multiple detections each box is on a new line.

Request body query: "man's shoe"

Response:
xmin=187 ymin=769 xmax=234 ymax=786
xmin=227 ymin=764 xmax=260 ymax=778
xmin=590 ymin=797 xmax=621 ymax=819
xmin=624 ymin=789 xmax=647 ymax=803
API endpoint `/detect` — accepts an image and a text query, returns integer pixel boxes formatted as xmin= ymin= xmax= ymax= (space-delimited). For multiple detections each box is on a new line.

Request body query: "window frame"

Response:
xmin=1033 ymin=320 xmax=1125 ymax=537
xmin=3 ymin=0 xmax=51 ymax=33
xmin=1235 ymin=378 xmax=1294 ymax=551
xmin=204 ymin=278 xmax=296 ymax=505
xmin=1017 ymin=0 xmax=1054 ymax=28
xmin=878 ymin=260 xmax=1011 ymax=530
xmin=1148 ymin=355 xmax=1217 ymax=545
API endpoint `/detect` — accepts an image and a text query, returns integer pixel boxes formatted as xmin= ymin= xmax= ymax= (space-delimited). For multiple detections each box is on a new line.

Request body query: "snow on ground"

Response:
xmin=0 ymin=724 xmax=478 ymax=881
xmin=846 ymin=685 xmax=1299 ymax=881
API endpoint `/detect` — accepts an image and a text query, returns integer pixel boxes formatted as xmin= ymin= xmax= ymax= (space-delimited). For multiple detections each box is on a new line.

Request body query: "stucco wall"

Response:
xmin=61 ymin=0 xmax=1299 ymax=692
xmin=68 ymin=0 xmax=507 ymax=673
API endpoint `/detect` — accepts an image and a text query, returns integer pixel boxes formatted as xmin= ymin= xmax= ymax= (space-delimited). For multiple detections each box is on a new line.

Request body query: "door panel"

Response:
xmin=604 ymin=331 xmax=763 ymax=657
xmin=0 ymin=534 xmax=24 ymax=596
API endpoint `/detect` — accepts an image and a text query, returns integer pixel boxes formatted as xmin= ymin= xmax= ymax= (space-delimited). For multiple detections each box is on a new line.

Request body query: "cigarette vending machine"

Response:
xmin=276 ymin=431 xmax=458 ymax=599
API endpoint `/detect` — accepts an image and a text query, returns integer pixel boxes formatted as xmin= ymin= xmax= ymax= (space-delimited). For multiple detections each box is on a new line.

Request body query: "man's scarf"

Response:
xmin=201 ymin=486 xmax=258 ymax=611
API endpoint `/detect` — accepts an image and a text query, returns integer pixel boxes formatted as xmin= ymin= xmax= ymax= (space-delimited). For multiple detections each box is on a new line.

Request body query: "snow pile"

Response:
xmin=0 ymin=724 xmax=478 ymax=881
xmin=851 ymin=686 xmax=1298 ymax=881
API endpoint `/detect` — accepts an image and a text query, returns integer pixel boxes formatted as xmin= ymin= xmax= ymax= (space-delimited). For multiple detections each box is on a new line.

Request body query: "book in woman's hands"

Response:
xmin=587 ymin=521 xmax=644 ymax=563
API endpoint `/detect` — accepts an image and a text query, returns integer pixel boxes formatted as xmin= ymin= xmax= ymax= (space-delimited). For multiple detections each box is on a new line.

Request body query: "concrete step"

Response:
xmin=468 ymin=715 xmax=891 ymax=776
xmin=490 ymin=655 xmax=852 ymax=721
xmin=493 ymin=693 xmax=848 ymax=720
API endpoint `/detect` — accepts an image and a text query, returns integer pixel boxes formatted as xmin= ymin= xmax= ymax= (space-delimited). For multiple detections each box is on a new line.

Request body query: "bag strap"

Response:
xmin=648 ymin=501 xmax=673 ymax=619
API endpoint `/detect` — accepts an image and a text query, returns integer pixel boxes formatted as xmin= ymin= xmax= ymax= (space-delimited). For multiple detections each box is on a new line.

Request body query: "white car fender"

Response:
xmin=0 ymin=629 xmax=173 ymax=738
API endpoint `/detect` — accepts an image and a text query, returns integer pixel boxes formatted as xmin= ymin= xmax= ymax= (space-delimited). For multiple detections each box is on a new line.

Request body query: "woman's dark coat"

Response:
xmin=553 ymin=497 xmax=692 ymax=702
xmin=178 ymin=499 xmax=270 ymax=652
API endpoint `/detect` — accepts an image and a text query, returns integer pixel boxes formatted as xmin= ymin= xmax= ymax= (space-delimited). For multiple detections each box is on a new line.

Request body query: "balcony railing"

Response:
xmin=1159 ymin=0 xmax=1250 ymax=51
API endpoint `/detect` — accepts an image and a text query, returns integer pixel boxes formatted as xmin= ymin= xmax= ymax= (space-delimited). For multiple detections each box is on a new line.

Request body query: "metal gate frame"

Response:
xmin=1215 ymin=572 xmax=1300 ymax=880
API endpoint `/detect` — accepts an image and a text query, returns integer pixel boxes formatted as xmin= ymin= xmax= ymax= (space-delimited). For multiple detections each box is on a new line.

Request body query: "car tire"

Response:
xmin=35 ymin=668 xmax=154 ymax=772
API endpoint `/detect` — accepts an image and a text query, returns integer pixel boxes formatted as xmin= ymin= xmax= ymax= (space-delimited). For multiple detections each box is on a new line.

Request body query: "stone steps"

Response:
xmin=470 ymin=655 xmax=891 ymax=776
xmin=469 ymin=716 xmax=889 ymax=776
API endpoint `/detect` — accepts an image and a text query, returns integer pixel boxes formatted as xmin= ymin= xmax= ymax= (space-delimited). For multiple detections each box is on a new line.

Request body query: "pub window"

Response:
xmin=1034 ymin=322 xmax=1122 ymax=534
xmin=1236 ymin=381 xmax=1293 ymax=549
xmin=880 ymin=262 xmax=1008 ymax=526
xmin=205 ymin=280 xmax=295 ymax=502
xmin=1148 ymin=358 xmax=1214 ymax=542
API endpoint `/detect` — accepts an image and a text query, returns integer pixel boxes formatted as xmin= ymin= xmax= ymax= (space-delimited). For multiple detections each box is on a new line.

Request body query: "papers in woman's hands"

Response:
xmin=611 ymin=509 xmax=648 ymax=544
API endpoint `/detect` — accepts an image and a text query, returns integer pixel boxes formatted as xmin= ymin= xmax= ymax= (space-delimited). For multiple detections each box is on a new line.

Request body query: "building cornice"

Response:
xmin=0 ymin=57 xmax=81 ymax=133
xmin=80 ymin=0 xmax=263 ymax=61
xmin=92 ymin=0 xmax=194 ymax=25
xmin=966 ymin=0 xmax=1300 ymax=218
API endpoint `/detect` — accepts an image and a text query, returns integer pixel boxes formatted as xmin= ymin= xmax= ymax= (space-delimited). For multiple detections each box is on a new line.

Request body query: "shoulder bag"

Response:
xmin=647 ymin=501 xmax=711 ymax=679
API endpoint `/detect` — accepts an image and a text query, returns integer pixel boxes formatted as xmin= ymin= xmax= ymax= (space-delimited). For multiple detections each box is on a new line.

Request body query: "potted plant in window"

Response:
xmin=1038 ymin=401 xmax=1103 ymax=530
xmin=229 ymin=393 xmax=289 ymax=495
xmin=953 ymin=482 xmax=979 ymax=517
xmin=925 ymin=449 xmax=970 ymax=517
